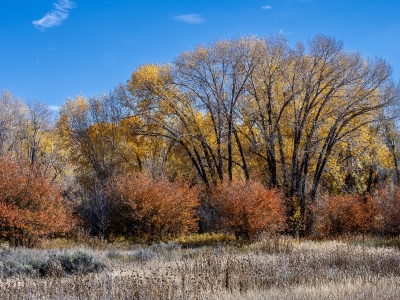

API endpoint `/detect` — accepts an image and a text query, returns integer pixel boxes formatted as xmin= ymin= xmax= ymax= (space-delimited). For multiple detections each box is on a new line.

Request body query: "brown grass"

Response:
xmin=1 ymin=236 xmax=400 ymax=299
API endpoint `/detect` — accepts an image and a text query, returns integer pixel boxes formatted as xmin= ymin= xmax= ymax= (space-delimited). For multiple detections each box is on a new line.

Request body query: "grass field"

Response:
xmin=1 ymin=236 xmax=400 ymax=299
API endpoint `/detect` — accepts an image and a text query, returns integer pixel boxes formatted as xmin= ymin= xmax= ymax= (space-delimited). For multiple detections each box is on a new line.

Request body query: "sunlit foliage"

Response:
xmin=0 ymin=157 xmax=74 ymax=246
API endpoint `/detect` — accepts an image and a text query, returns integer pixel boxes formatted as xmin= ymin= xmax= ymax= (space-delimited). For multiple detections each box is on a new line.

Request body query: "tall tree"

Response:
xmin=126 ymin=38 xmax=262 ymax=185
xmin=126 ymin=34 xmax=399 ymax=235
xmin=244 ymin=35 xmax=398 ymax=233
xmin=382 ymin=119 xmax=400 ymax=186
xmin=0 ymin=89 xmax=27 ymax=158
xmin=57 ymin=87 xmax=138 ymax=185
xmin=24 ymin=101 xmax=52 ymax=165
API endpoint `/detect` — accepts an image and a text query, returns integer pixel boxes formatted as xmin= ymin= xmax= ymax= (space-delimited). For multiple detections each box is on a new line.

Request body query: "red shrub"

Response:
xmin=208 ymin=180 xmax=287 ymax=240
xmin=313 ymin=194 xmax=374 ymax=236
xmin=371 ymin=188 xmax=400 ymax=235
xmin=106 ymin=173 xmax=199 ymax=241
xmin=0 ymin=157 xmax=73 ymax=246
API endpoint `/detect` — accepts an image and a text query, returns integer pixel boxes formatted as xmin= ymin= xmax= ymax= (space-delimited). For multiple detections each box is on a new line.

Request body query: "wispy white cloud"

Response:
xmin=262 ymin=5 xmax=272 ymax=9
xmin=33 ymin=0 xmax=76 ymax=30
xmin=279 ymin=29 xmax=294 ymax=35
xmin=173 ymin=14 xmax=205 ymax=24
xmin=48 ymin=105 xmax=60 ymax=112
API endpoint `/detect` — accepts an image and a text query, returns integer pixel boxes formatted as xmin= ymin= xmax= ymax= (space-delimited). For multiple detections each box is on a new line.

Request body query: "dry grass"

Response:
xmin=1 ymin=236 xmax=400 ymax=299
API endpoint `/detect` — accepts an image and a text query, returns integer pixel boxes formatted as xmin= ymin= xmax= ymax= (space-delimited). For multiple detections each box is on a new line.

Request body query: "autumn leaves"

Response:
xmin=0 ymin=34 xmax=399 ymax=244
xmin=0 ymin=158 xmax=73 ymax=246
xmin=125 ymin=35 xmax=398 ymax=235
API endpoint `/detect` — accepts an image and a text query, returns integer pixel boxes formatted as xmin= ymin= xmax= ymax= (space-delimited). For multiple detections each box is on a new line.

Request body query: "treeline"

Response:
xmin=1 ymin=34 xmax=400 ymax=245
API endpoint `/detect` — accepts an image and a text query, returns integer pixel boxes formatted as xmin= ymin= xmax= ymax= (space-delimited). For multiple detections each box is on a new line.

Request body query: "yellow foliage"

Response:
xmin=128 ymin=64 xmax=171 ymax=97
xmin=174 ymin=233 xmax=236 ymax=248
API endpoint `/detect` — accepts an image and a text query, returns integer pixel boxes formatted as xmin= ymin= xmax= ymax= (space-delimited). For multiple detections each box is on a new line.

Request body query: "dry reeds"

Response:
xmin=1 ymin=237 xmax=400 ymax=299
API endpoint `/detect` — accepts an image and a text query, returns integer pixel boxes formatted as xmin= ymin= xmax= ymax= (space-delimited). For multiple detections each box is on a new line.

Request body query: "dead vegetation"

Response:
xmin=1 ymin=236 xmax=400 ymax=299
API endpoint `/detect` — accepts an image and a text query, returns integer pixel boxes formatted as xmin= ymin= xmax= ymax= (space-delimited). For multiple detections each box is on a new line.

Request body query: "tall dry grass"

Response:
xmin=1 ymin=237 xmax=400 ymax=299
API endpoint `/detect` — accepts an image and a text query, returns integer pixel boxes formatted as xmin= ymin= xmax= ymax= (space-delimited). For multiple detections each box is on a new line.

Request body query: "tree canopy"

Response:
xmin=1 ymin=34 xmax=399 ymax=241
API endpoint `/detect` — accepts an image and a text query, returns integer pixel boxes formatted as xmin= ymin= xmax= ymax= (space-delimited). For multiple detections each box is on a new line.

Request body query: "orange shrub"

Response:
xmin=313 ymin=194 xmax=374 ymax=236
xmin=371 ymin=188 xmax=400 ymax=235
xmin=106 ymin=173 xmax=199 ymax=241
xmin=208 ymin=180 xmax=287 ymax=240
xmin=0 ymin=157 xmax=73 ymax=246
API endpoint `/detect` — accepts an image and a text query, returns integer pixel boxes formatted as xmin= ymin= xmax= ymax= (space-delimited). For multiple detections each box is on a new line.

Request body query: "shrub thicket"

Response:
xmin=0 ymin=244 xmax=105 ymax=278
xmin=206 ymin=180 xmax=287 ymax=240
xmin=106 ymin=173 xmax=199 ymax=242
xmin=0 ymin=157 xmax=74 ymax=246
xmin=313 ymin=194 xmax=374 ymax=236
xmin=371 ymin=188 xmax=400 ymax=235
xmin=314 ymin=189 xmax=400 ymax=237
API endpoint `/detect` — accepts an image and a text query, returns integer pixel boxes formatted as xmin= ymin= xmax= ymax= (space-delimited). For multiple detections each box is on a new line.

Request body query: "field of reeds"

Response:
xmin=1 ymin=235 xmax=400 ymax=299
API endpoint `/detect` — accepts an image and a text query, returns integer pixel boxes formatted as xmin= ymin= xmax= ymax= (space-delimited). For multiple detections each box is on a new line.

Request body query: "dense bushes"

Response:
xmin=76 ymin=176 xmax=288 ymax=242
xmin=372 ymin=188 xmax=400 ymax=235
xmin=0 ymin=157 xmax=74 ymax=246
xmin=313 ymin=188 xmax=400 ymax=236
xmin=106 ymin=173 xmax=199 ymax=241
xmin=0 ymin=243 xmax=106 ymax=278
xmin=205 ymin=180 xmax=287 ymax=240
xmin=103 ymin=180 xmax=400 ymax=240
xmin=4 ymin=151 xmax=400 ymax=243
xmin=313 ymin=194 xmax=373 ymax=236
xmin=0 ymin=160 xmax=287 ymax=244
xmin=58 ymin=249 xmax=106 ymax=275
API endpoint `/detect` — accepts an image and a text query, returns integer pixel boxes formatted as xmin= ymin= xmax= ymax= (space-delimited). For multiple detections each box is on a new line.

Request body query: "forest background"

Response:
xmin=1 ymin=34 xmax=400 ymax=246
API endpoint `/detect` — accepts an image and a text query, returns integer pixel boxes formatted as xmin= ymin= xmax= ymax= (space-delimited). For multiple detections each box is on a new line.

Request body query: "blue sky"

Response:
xmin=1 ymin=0 xmax=399 ymax=109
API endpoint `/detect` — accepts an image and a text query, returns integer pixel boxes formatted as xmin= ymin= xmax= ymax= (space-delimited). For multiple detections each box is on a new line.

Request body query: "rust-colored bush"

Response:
xmin=0 ymin=157 xmax=73 ymax=246
xmin=208 ymin=180 xmax=287 ymax=240
xmin=313 ymin=194 xmax=374 ymax=236
xmin=106 ymin=173 xmax=199 ymax=241
xmin=371 ymin=188 xmax=400 ymax=235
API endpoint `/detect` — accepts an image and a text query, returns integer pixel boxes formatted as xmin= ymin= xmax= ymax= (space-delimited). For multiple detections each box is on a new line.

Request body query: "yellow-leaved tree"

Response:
xmin=125 ymin=34 xmax=399 ymax=236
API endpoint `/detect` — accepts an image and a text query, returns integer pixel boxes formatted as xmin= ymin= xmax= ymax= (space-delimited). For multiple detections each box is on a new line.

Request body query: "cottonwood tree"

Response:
xmin=0 ymin=89 xmax=27 ymax=158
xmin=127 ymin=64 xmax=215 ymax=185
xmin=244 ymin=35 xmax=398 ymax=234
xmin=381 ymin=118 xmax=400 ymax=186
xmin=56 ymin=86 xmax=145 ymax=235
xmin=57 ymin=87 xmax=136 ymax=185
xmin=126 ymin=34 xmax=399 ymax=235
xmin=0 ymin=91 xmax=62 ymax=180
xmin=23 ymin=101 xmax=52 ymax=164
xmin=126 ymin=38 xmax=261 ymax=186
xmin=173 ymin=39 xmax=261 ymax=182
